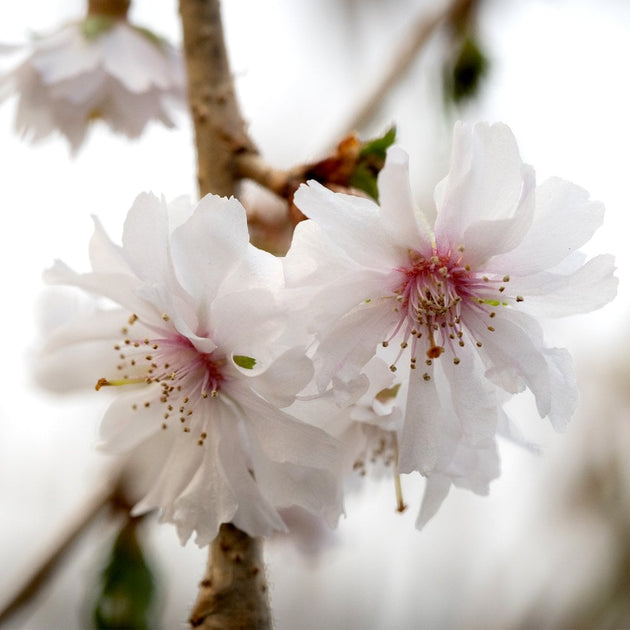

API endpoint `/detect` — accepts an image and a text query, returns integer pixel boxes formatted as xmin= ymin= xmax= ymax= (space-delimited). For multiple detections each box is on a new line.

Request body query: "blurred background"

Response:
xmin=0 ymin=0 xmax=629 ymax=628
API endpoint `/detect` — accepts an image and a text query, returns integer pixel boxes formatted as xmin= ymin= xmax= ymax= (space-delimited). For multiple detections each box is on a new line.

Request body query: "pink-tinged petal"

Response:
xmin=467 ymin=309 xmax=552 ymax=418
xmin=434 ymin=122 xmax=528 ymax=248
xmin=293 ymin=182 xmax=401 ymax=269
xmin=314 ymin=301 xmax=398 ymax=391
xmin=544 ymin=347 xmax=577 ymax=432
xmin=132 ymin=429 xmax=206 ymax=519
xmin=496 ymin=408 xmax=541 ymax=454
xmin=250 ymin=347 xmax=314 ymax=408
xmin=487 ymin=177 xmax=605 ymax=276
xmin=170 ymin=195 xmax=248 ymax=300
xmin=378 ymin=146 xmax=432 ymax=251
xmin=210 ymin=289 xmax=284 ymax=362
xmin=122 ymin=192 xmax=179 ymax=289
xmin=101 ymin=24 xmax=176 ymax=93
xmin=440 ymin=344 xmax=498 ymax=443
xmin=98 ymin=388 xmax=162 ymax=453
xmin=170 ymin=418 xmax=242 ymax=546
xmin=236 ymin=385 xmax=340 ymax=470
xmin=509 ymin=254 xmax=618 ymax=317
xmin=398 ymin=367 xmax=443 ymax=475
xmin=31 ymin=26 xmax=101 ymax=83
xmin=217 ymin=410 xmax=288 ymax=537
xmin=415 ymin=474 xmax=450 ymax=529
xmin=89 ymin=216 xmax=130 ymax=275
xmin=460 ymin=168 xmax=535 ymax=267
xmin=44 ymin=260 xmax=154 ymax=321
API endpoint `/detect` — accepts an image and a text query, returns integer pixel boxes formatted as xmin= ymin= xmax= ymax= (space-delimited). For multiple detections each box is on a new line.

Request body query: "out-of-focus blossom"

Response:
xmin=0 ymin=7 xmax=185 ymax=152
xmin=39 ymin=192 xmax=342 ymax=546
xmin=284 ymin=122 xmax=617 ymax=526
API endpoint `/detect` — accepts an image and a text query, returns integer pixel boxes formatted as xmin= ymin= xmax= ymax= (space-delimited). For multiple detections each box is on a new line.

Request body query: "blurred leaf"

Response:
xmin=444 ymin=36 xmax=489 ymax=105
xmin=350 ymin=126 xmax=397 ymax=201
xmin=358 ymin=126 xmax=396 ymax=161
xmin=92 ymin=520 xmax=156 ymax=630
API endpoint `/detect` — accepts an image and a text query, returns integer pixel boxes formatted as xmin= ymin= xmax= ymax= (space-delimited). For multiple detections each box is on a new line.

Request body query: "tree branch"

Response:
xmin=0 ymin=479 xmax=117 ymax=627
xmin=179 ymin=0 xmax=256 ymax=197
xmin=189 ymin=524 xmax=271 ymax=629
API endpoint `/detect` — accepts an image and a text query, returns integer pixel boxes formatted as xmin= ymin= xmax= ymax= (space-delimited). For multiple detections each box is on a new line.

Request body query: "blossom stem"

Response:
xmin=87 ymin=0 xmax=130 ymax=18
xmin=188 ymin=524 xmax=271 ymax=629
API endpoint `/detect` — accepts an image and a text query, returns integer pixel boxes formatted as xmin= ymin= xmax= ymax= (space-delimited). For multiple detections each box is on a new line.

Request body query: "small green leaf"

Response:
xmin=233 ymin=355 xmax=256 ymax=370
xmin=349 ymin=163 xmax=380 ymax=200
xmin=81 ymin=16 xmax=116 ymax=41
xmin=349 ymin=126 xmax=397 ymax=201
xmin=375 ymin=383 xmax=401 ymax=404
xmin=92 ymin=520 xmax=156 ymax=630
xmin=359 ymin=126 xmax=397 ymax=160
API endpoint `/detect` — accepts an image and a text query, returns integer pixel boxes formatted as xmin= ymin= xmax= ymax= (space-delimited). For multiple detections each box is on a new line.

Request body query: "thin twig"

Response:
xmin=0 ymin=478 xmax=118 ymax=627
xmin=322 ymin=0 xmax=474 ymax=152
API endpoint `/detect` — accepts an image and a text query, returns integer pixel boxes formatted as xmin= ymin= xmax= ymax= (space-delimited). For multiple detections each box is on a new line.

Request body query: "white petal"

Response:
xmin=398 ymin=367 xmax=442 ymax=475
xmin=378 ymin=146 xmax=432 ymax=251
xmin=250 ymin=347 xmax=314 ymax=408
xmin=170 ymin=195 xmax=249 ymax=300
xmin=509 ymin=254 xmax=618 ymax=317
xmin=98 ymin=388 xmax=162 ymax=453
xmin=487 ymin=177 xmax=605 ymax=275
xmin=434 ymin=122 xmax=529 ymax=249
xmin=293 ymin=182 xmax=401 ymax=269
xmin=415 ymin=474 xmax=450 ymax=529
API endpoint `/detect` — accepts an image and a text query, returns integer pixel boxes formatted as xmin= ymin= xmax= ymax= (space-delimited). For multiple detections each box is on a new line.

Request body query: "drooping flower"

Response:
xmin=0 ymin=1 xmax=185 ymax=152
xmin=40 ymin=192 xmax=342 ymax=545
xmin=284 ymin=122 xmax=617 ymax=525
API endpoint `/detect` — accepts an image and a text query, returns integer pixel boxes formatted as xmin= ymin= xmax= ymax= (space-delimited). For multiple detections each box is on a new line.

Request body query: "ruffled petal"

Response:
xmin=486 ymin=177 xmax=605 ymax=276
xmin=293 ymin=182 xmax=401 ymax=269
xmin=378 ymin=146 xmax=432 ymax=251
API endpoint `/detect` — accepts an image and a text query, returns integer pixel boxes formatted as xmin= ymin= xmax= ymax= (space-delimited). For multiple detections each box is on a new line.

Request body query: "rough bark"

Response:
xmin=179 ymin=0 xmax=256 ymax=197
xmin=189 ymin=524 xmax=271 ymax=629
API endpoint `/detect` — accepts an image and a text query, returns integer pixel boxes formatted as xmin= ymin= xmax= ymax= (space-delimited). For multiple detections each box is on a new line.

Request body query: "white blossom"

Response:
xmin=0 ymin=16 xmax=185 ymax=152
xmin=284 ymin=122 xmax=617 ymax=525
xmin=40 ymin=192 xmax=342 ymax=545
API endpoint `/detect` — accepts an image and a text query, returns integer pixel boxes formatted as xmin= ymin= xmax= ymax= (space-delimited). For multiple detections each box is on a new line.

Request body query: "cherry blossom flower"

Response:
xmin=284 ymin=122 xmax=617 ymax=525
xmin=40 ymin=192 xmax=342 ymax=545
xmin=0 ymin=7 xmax=185 ymax=152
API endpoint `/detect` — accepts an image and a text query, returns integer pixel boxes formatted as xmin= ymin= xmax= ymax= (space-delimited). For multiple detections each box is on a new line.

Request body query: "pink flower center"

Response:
xmin=96 ymin=313 xmax=226 ymax=445
xmin=383 ymin=248 xmax=522 ymax=376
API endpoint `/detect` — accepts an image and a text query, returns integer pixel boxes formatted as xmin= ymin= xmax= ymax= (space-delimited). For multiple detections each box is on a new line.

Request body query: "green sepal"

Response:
xmin=233 ymin=355 xmax=256 ymax=370
xmin=81 ymin=15 xmax=117 ymax=41
xmin=350 ymin=126 xmax=397 ymax=201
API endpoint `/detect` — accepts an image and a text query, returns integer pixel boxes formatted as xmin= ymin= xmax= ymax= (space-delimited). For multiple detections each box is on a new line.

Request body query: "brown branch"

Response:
xmin=189 ymin=524 xmax=271 ymax=630
xmin=179 ymin=0 xmax=256 ymax=197
xmin=0 ymin=478 xmax=118 ymax=627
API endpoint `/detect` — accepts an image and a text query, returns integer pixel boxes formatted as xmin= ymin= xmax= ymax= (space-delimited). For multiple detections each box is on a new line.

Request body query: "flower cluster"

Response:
xmin=40 ymin=122 xmax=616 ymax=544
xmin=0 ymin=8 xmax=185 ymax=152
